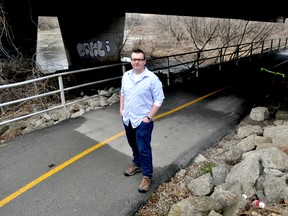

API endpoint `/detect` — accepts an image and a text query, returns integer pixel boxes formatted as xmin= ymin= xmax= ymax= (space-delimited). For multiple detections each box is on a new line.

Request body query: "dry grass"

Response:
xmin=0 ymin=59 xmax=61 ymax=122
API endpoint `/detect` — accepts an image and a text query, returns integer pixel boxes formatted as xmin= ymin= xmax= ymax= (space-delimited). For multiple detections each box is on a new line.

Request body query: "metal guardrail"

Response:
xmin=1 ymin=37 xmax=287 ymax=126
xmin=145 ymin=38 xmax=288 ymax=85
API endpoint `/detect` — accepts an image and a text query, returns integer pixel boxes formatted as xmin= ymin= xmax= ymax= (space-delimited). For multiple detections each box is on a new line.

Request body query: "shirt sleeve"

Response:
xmin=154 ymin=101 xmax=163 ymax=107
xmin=151 ymin=75 xmax=165 ymax=107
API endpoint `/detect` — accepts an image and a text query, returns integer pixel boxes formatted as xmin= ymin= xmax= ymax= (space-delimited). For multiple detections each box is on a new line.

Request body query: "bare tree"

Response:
xmin=150 ymin=15 xmax=285 ymax=66
xmin=182 ymin=17 xmax=220 ymax=51
xmin=152 ymin=15 xmax=283 ymax=52
xmin=153 ymin=15 xmax=185 ymax=45
xmin=0 ymin=2 xmax=19 ymax=60
xmin=121 ymin=13 xmax=145 ymax=56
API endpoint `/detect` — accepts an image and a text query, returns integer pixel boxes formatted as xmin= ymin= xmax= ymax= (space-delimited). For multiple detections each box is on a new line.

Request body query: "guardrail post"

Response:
xmin=249 ymin=43 xmax=253 ymax=62
xmin=235 ymin=45 xmax=239 ymax=66
xmin=278 ymin=38 xmax=281 ymax=51
xmin=196 ymin=51 xmax=200 ymax=77
xmin=58 ymin=75 xmax=68 ymax=119
xmin=261 ymin=41 xmax=264 ymax=56
xmin=167 ymin=57 xmax=170 ymax=86
xmin=122 ymin=64 xmax=126 ymax=74
xmin=219 ymin=48 xmax=222 ymax=71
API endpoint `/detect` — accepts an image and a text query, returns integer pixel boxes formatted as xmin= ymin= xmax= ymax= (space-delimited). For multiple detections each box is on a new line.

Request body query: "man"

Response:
xmin=120 ymin=48 xmax=165 ymax=193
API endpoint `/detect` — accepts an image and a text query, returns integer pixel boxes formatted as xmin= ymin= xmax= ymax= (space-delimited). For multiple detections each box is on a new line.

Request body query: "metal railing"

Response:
xmin=1 ymin=37 xmax=287 ymax=126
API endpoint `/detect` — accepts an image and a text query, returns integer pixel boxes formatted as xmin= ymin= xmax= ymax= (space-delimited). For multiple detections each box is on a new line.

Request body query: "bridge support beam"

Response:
xmin=58 ymin=13 xmax=126 ymax=70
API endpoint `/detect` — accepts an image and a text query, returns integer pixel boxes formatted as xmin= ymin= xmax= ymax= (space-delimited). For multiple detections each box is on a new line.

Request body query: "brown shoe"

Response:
xmin=124 ymin=164 xmax=142 ymax=176
xmin=138 ymin=176 xmax=151 ymax=193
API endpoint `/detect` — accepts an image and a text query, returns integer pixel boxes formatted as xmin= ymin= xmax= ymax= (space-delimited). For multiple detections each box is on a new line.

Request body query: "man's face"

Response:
xmin=131 ymin=52 xmax=146 ymax=70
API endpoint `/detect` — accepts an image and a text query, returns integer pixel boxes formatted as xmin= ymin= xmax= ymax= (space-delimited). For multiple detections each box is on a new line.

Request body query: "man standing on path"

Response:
xmin=120 ymin=48 xmax=165 ymax=193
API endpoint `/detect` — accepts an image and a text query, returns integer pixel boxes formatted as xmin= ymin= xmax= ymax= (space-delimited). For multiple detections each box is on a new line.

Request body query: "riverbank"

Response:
xmin=136 ymin=104 xmax=288 ymax=216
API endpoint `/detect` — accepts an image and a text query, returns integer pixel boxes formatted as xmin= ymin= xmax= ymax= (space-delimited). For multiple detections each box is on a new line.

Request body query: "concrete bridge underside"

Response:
xmin=1 ymin=0 xmax=287 ymax=70
xmin=2 ymin=0 xmax=127 ymax=70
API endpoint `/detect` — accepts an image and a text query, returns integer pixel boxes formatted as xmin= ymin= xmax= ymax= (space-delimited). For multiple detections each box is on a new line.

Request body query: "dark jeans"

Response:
xmin=123 ymin=120 xmax=154 ymax=179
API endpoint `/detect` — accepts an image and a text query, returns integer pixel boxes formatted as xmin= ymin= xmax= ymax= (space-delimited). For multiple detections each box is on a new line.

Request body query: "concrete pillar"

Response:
xmin=58 ymin=12 xmax=126 ymax=70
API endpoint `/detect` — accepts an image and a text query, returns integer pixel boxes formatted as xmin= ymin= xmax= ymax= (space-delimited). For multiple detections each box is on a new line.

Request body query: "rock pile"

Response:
xmin=0 ymin=88 xmax=120 ymax=142
xmin=167 ymin=106 xmax=288 ymax=216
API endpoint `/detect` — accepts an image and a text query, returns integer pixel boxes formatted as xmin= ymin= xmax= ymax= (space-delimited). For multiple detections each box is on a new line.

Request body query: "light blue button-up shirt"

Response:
xmin=121 ymin=67 xmax=165 ymax=128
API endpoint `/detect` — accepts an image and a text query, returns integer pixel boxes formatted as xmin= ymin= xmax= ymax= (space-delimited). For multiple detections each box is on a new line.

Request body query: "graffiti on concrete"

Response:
xmin=77 ymin=40 xmax=111 ymax=58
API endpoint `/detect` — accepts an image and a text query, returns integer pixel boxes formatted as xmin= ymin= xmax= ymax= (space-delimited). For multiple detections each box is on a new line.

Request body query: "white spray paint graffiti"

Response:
xmin=77 ymin=40 xmax=111 ymax=58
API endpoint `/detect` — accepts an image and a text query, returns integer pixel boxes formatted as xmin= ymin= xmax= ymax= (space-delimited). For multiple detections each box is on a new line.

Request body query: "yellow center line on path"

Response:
xmin=156 ymin=86 xmax=229 ymax=119
xmin=0 ymin=86 xmax=229 ymax=208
